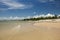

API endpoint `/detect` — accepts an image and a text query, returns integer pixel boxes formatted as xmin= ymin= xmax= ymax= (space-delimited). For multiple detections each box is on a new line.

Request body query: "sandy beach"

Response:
xmin=0 ymin=19 xmax=60 ymax=40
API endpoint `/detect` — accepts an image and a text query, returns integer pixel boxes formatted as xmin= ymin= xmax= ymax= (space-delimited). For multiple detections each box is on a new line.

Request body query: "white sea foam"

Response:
xmin=9 ymin=25 xmax=21 ymax=34
xmin=12 ymin=25 xmax=21 ymax=30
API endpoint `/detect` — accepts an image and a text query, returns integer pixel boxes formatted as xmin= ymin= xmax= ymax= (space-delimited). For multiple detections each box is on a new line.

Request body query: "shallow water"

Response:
xmin=0 ymin=21 xmax=60 ymax=40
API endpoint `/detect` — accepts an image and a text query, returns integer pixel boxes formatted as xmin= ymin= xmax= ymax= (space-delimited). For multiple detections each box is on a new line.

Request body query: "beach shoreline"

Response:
xmin=0 ymin=19 xmax=60 ymax=40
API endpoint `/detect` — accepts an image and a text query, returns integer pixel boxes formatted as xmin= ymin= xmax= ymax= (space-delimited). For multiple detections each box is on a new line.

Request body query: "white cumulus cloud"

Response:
xmin=0 ymin=13 xmax=55 ymax=20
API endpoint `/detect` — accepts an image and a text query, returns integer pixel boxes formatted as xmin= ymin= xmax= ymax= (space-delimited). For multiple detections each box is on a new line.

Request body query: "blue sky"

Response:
xmin=0 ymin=0 xmax=60 ymax=17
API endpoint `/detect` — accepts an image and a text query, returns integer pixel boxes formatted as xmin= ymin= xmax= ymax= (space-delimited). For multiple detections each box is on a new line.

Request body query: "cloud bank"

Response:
xmin=0 ymin=13 xmax=56 ymax=20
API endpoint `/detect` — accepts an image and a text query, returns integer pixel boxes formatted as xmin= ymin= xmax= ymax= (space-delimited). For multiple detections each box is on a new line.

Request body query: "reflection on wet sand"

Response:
xmin=0 ymin=21 xmax=60 ymax=40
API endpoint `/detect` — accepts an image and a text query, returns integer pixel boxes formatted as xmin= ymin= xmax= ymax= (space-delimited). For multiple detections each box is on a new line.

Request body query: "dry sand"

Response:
xmin=0 ymin=19 xmax=60 ymax=40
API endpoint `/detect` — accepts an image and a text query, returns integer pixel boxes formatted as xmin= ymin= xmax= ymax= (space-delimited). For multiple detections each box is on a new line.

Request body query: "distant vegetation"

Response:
xmin=0 ymin=14 xmax=60 ymax=21
xmin=22 ymin=15 xmax=60 ymax=21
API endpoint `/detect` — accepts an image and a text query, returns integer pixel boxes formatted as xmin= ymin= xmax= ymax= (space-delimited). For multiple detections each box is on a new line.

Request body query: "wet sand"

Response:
xmin=0 ymin=20 xmax=60 ymax=40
